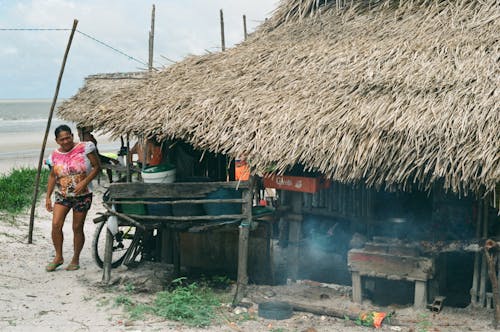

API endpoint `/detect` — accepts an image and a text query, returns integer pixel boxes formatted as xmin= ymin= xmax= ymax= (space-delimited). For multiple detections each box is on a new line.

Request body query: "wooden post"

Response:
xmin=125 ymin=133 xmax=131 ymax=182
xmin=148 ymin=4 xmax=155 ymax=71
xmin=471 ymin=199 xmax=482 ymax=306
xmin=288 ymin=191 xmax=303 ymax=281
xmin=173 ymin=231 xmax=181 ymax=277
xmin=28 ymin=19 xmax=78 ymax=244
xmin=233 ymin=178 xmax=253 ymax=305
xmin=220 ymin=9 xmax=225 ymax=51
xmin=480 ymin=199 xmax=489 ymax=306
xmin=352 ymin=271 xmax=362 ymax=303
xmin=414 ymin=280 xmax=427 ymax=309
xmin=102 ymin=227 xmax=113 ymax=283
xmin=243 ymin=14 xmax=248 ymax=41
xmin=484 ymin=239 xmax=500 ymax=328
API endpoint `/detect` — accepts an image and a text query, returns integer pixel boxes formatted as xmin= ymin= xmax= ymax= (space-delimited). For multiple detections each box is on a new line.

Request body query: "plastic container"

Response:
xmin=116 ymin=200 xmax=147 ymax=215
xmin=147 ymin=198 xmax=172 ymax=216
xmin=141 ymin=164 xmax=176 ymax=215
xmin=172 ymin=177 xmax=211 ymax=216
xmin=141 ymin=164 xmax=176 ymax=184
xmin=204 ymin=188 xmax=242 ymax=216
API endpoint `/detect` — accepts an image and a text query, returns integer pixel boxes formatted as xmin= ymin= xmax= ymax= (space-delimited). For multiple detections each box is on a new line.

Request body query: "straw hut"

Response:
xmin=59 ymin=0 xmax=499 ymax=198
xmin=58 ymin=0 xmax=499 ymax=310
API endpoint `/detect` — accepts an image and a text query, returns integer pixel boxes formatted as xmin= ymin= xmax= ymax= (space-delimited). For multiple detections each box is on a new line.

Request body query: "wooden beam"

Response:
xmin=108 ymin=181 xmax=249 ymax=199
xmin=107 ymin=198 xmax=245 ymax=205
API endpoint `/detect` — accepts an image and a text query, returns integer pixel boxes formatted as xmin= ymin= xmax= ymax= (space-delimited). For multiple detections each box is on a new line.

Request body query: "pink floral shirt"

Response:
xmin=48 ymin=141 xmax=96 ymax=198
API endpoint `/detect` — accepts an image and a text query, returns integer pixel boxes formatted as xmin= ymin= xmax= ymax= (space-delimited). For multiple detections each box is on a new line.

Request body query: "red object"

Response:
xmin=263 ymin=175 xmax=330 ymax=193
xmin=235 ymin=159 xmax=250 ymax=181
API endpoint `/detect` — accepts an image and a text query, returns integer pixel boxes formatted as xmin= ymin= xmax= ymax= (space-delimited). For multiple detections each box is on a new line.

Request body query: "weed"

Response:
xmin=128 ymin=303 xmax=155 ymax=320
xmin=236 ymin=311 xmax=255 ymax=322
xmin=0 ymin=168 xmax=49 ymax=214
xmin=114 ymin=295 xmax=134 ymax=307
xmin=270 ymin=328 xmax=287 ymax=332
xmin=153 ymin=281 xmax=220 ymax=327
xmin=416 ymin=313 xmax=432 ymax=332
xmin=124 ymin=282 xmax=136 ymax=294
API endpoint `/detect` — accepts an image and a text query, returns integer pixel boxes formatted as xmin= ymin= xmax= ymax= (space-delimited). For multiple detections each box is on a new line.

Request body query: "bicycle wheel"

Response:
xmin=92 ymin=221 xmax=136 ymax=268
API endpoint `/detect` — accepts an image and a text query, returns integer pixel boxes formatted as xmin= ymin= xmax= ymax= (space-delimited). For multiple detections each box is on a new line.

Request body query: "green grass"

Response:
xmin=114 ymin=277 xmax=223 ymax=327
xmin=0 ymin=168 xmax=49 ymax=214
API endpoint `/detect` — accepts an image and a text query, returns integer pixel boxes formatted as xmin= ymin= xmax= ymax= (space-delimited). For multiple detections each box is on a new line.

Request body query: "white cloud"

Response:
xmin=0 ymin=0 xmax=278 ymax=98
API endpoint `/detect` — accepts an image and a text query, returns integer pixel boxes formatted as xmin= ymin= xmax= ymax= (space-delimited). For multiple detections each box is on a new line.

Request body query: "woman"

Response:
xmin=45 ymin=124 xmax=101 ymax=272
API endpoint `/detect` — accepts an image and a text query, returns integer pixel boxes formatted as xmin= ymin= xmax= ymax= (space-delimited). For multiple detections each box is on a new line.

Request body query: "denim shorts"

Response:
xmin=55 ymin=193 xmax=93 ymax=212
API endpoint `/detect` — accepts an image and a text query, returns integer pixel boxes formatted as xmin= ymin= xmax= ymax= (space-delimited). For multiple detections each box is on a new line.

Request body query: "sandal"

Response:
xmin=65 ymin=263 xmax=80 ymax=271
xmin=45 ymin=261 xmax=64 ymax=272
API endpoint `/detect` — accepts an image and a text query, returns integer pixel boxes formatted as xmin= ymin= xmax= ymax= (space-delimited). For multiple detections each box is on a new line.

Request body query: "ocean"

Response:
xmin=0 ymin=99 xmax=118 ymax=174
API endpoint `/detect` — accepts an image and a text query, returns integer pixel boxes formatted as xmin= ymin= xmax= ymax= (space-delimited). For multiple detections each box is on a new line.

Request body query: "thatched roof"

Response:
xmin=58 ymin=0 xmax=499 ymax=197
xmin=58 ymin=72 xmax=148 ymax=128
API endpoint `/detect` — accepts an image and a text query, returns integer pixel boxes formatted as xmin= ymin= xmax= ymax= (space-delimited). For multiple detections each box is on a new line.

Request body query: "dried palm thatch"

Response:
xmin=58 ymin=72 xmax=148 ymax=128
xmin=58 ymin=0 xmax=499 ymax=197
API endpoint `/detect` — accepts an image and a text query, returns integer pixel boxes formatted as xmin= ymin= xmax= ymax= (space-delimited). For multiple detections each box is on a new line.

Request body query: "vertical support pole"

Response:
xmin=278 ymin=190 xmax=288 ymax=248
xmin=220 ymin=9 xmax=226 ymax=51
xmin=148 ymin=4 xmax=155 ymax=71
xmin=102 ymin=227 xmax=113 ymax=283
xmin=480 ymin=199 xmax=489 ymax=307
xmin=288 ymin=191 xmax=303 ymax=281
xmin=352 ymin=272 xmax=362 ymax=303
xmin=126 ymin=133 xmax=131 ymax=182
xmin=242 ymin=14 xmax=248 ymax=41
xmin=471 ymin=200 xmax=482 ymax=306
xmin=414 ymin=280 xmax=427 ymax=309
xmin=173 ymin=231 xmax=181 ymax=277
xmin=28 ymin=19 xmax=78 ymax=244
xmin=233 ymin=178 xmax=253 ymax=305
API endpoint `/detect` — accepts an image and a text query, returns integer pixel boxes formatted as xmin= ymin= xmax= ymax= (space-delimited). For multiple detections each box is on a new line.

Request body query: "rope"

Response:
xmin=0 ymin=27 xmax=149 ymax=67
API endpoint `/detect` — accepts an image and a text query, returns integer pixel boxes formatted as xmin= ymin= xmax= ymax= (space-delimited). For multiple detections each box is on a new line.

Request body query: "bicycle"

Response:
xmin=92 ymin=215 xmax=145 ymax=268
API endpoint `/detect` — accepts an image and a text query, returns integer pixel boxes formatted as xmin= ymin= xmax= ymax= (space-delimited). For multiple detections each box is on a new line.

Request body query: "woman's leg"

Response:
xmin=51 ymin=203 xmax=71 ymax=264
xmin=70 ymin=209 xmax=88 ymax=266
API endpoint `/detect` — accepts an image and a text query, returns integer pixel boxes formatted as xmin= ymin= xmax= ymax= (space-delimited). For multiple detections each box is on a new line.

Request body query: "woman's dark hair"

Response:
xmin=54 ymin=124 xmax=72 ymax=138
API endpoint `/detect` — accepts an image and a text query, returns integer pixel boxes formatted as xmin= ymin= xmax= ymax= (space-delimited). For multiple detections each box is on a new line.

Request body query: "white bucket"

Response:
xmin=142 ymin=168 xmax=176 ymax=183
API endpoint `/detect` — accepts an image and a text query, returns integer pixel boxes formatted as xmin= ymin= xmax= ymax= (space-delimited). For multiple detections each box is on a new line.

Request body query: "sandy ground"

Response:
xmin=0 ymin=179 xmax=499 ymax=332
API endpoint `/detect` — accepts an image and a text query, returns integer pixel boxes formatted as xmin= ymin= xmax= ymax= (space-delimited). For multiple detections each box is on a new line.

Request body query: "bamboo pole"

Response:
xmin=220 ymin=9 xmax=226 ymax=51
xmin=243 ymin=14 xmax=248 ymax=41
xmin=28 ymin=19 xmax=78 ymax=244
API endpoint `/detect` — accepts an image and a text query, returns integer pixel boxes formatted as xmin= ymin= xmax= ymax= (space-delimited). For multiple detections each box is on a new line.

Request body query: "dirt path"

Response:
xmin=0 ymin=183 xmax=498 ymax=332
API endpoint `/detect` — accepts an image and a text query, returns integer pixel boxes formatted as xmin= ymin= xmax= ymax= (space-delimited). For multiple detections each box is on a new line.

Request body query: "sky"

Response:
xmin=0 ymin=0 xmax=278 ymax=99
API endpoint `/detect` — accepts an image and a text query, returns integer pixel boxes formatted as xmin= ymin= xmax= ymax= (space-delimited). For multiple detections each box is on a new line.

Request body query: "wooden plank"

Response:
xmin=352 ymin=271 xmax=362 ymax=303
xmin=108 ymin=181 xmax=249 ymax=199
xmin=124 ymin=214 xmax=245 ymax=221
xmin=108 ymin=198 xmax=245 ymax=205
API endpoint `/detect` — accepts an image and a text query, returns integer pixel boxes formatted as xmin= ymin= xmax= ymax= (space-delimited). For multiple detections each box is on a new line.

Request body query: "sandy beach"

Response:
xmin=0 ymin=131 xmax=119 ymax=175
